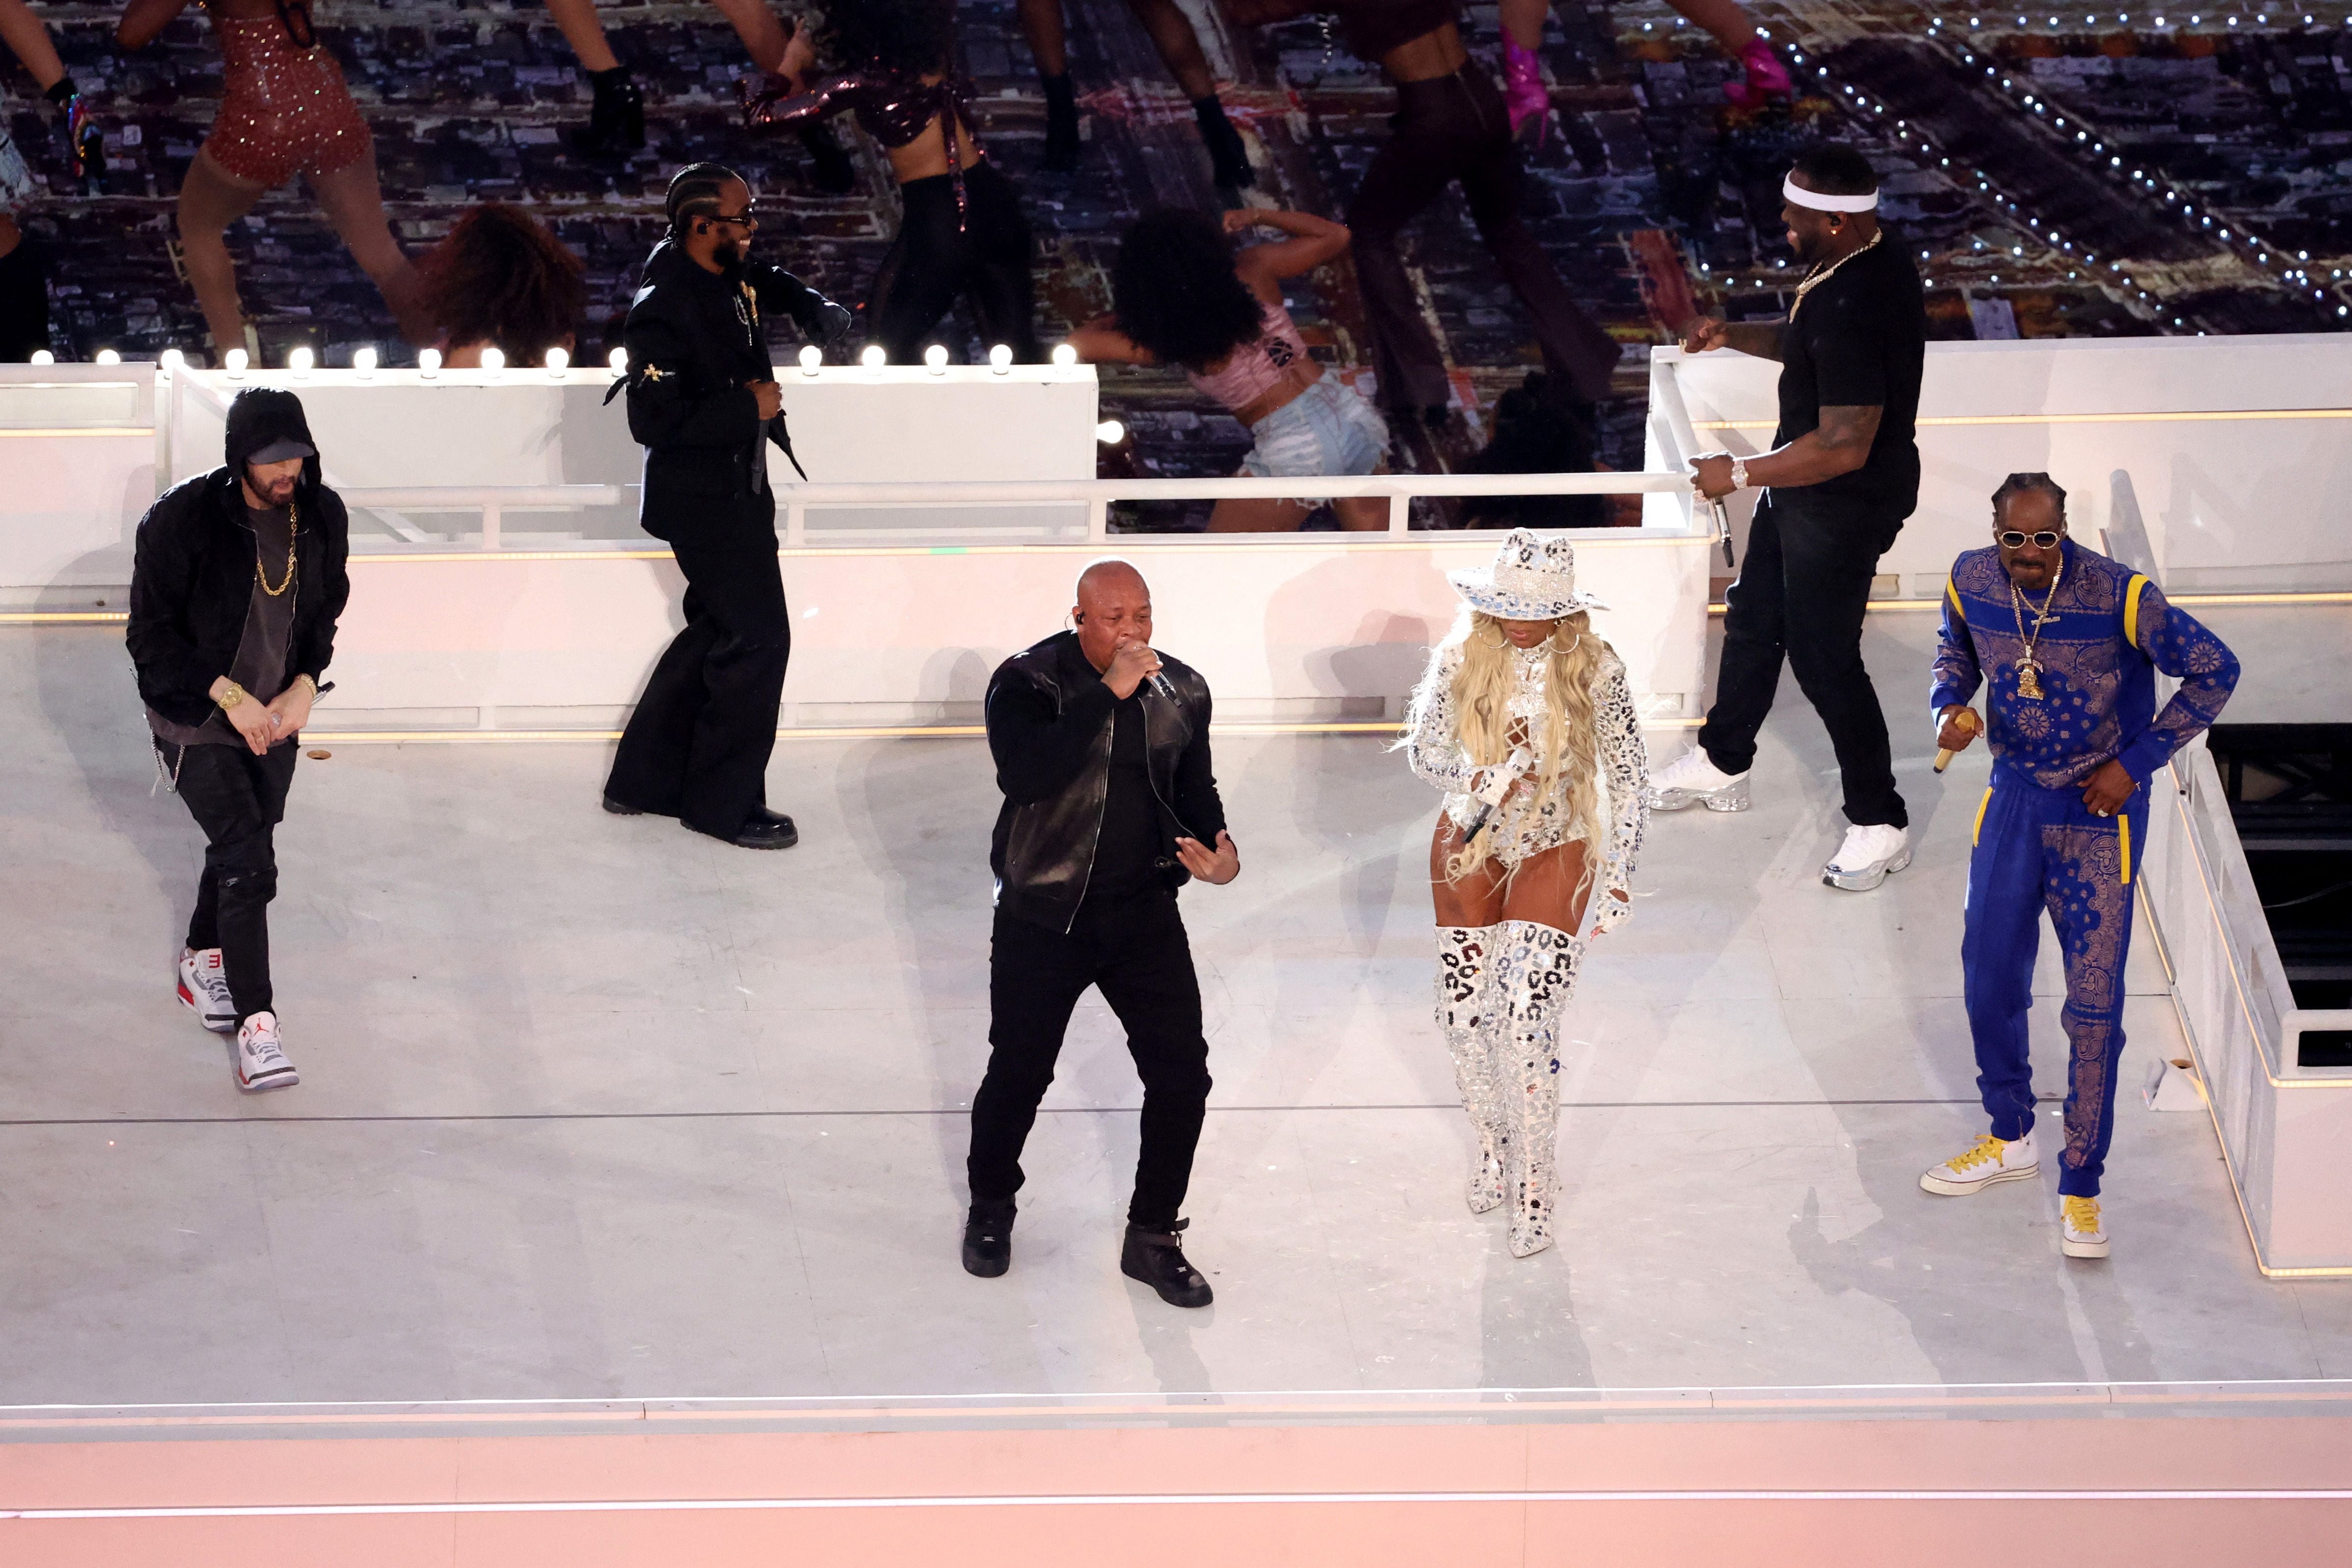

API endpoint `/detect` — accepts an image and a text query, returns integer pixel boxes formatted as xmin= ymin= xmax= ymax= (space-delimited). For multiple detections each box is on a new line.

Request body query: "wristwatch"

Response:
xmin=1729 ymin=456 xmax=1750 ymax=491
xmin=215 ymin=681 xmax=246 ymax=711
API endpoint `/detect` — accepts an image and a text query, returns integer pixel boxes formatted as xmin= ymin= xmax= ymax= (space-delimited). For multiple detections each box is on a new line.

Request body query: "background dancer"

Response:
xmin=601 ymin=163 xmax=848 ymax=849
xmin=1017 ymin=0 xmax=1255 ymax=188
xmin=116 ymin=0 xmax=433 ymax=360
xmin=1069 ymin=206 xmax=1388 ymax=531
xmin=418 ymin=203 xmax=588 ymax=369
xmin=746 ymin=0 xmax=1039 ymax=365
xmin=1225 ymin=0 xmax=1619 ymax=467
xmin=1405 ymin=530 xmax=1647 ymax=1258
xmin=963 ymin=559 xmax=1240 ymax=1308
xmin=1654 ymin=144 xmax=1926 ymax=894
xmin=1920 ymin=473 xmax=2239 ymax=1262
xmin=128 ymin=387 xmax=348 ymax=1095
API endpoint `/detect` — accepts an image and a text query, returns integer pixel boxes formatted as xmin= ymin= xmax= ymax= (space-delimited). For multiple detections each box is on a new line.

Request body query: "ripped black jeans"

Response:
xmin=166 ymin=739 xmax=297 ymax=1024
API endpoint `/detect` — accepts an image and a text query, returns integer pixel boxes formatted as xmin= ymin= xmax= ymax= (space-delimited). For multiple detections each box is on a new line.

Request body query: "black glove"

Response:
xmin=808 ymin=296 xmax=853 ymax=347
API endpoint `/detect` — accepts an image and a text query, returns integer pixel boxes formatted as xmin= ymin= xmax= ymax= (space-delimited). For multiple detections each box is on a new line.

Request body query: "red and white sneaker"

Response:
xmin=177 ymin=946 xmax=236 ymax=1033
xmin=235 ymin=1011 xmax=299 ymax=1092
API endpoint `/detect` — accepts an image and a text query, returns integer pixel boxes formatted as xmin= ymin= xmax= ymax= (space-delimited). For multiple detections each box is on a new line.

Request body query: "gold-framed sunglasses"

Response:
xmin=1996 ymin=529 xmax=2064 ymax=550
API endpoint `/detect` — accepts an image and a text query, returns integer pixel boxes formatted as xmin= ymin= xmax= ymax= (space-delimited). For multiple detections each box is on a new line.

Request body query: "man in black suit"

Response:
xmin=602 ymin=162 xmax=849 ymax=848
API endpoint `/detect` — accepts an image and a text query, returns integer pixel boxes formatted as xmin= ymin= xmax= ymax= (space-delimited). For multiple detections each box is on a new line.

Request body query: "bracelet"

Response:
xmin=215 ymin=681 xmax=246 ymax=712
xmin=291 ymin=673 xmax=317 ymax=699
xmin=1729 ymin=457 xmax=1750 ymax=491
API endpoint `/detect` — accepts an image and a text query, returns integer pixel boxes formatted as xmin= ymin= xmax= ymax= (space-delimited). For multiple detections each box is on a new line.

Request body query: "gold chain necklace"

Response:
xmin=256 ymin=499 xmax=298 ymax=597
xmin=2007 ymin=555 xmax=2065 ymax=701
xmin=1789 ymin=228 xmax=1883 ymax=318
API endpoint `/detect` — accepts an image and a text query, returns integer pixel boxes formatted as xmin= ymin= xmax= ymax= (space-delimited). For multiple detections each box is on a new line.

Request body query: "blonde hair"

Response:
xmin=1407 ymin=606 xmax=1613 ymax=896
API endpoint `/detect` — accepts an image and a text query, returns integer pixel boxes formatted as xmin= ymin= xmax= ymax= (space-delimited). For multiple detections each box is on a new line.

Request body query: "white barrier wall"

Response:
xmin=0 ymin=366 xmax=159 ymax=602
xmin=1652 ymin=334 xmax=2352 ymax=594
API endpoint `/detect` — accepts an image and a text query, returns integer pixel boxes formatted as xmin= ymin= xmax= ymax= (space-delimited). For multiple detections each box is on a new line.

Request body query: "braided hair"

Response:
xmin=1991 ymin=471 xmax=2068 ymax=521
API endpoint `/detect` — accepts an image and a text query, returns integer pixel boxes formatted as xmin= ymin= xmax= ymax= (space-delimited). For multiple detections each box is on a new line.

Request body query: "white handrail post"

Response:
xmin=1387 ymin=489 xmax=1408 ymax=533
xmin=480 ymin=501 xmax=500 ymax=551
xmin=785 ymin=495 xmax=806 ymax=548
xmin=1089 ymin=495 xmax=1110 ymax=542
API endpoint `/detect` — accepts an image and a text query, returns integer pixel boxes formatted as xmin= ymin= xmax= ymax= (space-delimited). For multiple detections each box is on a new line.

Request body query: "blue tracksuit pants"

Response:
xmin=1962 ymin=766 xmax=2146 ymax=1197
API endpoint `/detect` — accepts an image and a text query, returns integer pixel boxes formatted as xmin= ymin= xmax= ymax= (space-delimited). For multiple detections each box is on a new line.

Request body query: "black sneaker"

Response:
xmin=963 ymin=1197 xmax=1015 ymax=1277
xmin=572 ymin=67 xmax=645 ymax=156
xmin=1041 ymin=73 xmax=1082 ymax=173
xmin=1120 ymin=1219 xmax=1213 ymax=1308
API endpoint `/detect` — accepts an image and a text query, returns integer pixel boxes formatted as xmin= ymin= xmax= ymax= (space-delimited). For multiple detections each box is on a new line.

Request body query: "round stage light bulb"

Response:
xmin=545 ymin=346 xmax=570 ymax=374
xmin=860 ymin=344 xmax=887 ymax=368
xmin=288 ymin=345 xmax=314 ymax=374
xmin=1095 ymin=419 xmax=1126 ymax=445
xmin=924 ymin=343 xmax=949 ymax=373
xmin=798 ymin=343 xmax=822 ymax=371
xmin=989 ymin=344 xmax=1014 ymax=372
xmin=352 ymin=345 xmax=379 ymax=375
xmin=29 ymin=348 xmax=53 ymax=365
xmin=607 ymin=347 xmax=628 ymax=374
xmin=94 ymin=348 xmax=121 ymax=365
xmin=1052 ymin=343 xmax=1078 ymax=368
xmin=224 ymin=347 xmax=248 ymax=375
xmin=159 ymin=348 xmax=185 ymax=373
xmin=479 ymin=345 xmax=505 ymax=373
xmin=417 ymin=347 xmax=441 ymax=378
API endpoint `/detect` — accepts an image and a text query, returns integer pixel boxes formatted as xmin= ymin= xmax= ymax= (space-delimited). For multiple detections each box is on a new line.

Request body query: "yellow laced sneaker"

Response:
xmin=1919 ymin=1130 xmax=2040 ymax=1196
xmin=2061 ymin=1194 xmax=2110 ymax=1259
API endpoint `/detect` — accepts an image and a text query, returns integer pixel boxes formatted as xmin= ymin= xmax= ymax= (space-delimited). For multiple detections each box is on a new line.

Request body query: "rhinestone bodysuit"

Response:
xmin=202 ymin=15 xmax=371 ymax=189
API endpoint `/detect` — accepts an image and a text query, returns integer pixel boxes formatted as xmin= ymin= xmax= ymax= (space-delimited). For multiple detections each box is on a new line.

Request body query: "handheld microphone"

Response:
xmin=1147 ymin=671 xmax=1176 ymax=702
xmin=1462 ymin=748 xmax=1535 ymax=843
xmin=1934 ymin=707 xmax=1980 ymax=774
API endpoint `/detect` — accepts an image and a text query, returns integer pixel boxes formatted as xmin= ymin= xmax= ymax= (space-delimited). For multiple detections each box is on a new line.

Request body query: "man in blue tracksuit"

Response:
xmin=1919 ymin=472 xmax=2239 ymax=1260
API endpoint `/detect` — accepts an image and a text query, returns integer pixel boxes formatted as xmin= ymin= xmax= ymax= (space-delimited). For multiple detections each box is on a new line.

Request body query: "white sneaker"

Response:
xmin=235 ymin=1011 xmax=299 ymax=1092
xmin=2061 ymin=1194 xmax=2110 ymax=1259
xmin=1646 ymin=746 xmax=1750 ymax=812
xmin=1920 ymin=1130 xmax=2039 ymax=1195
xmin=1823 ymin=823 xmax=1911 ymax=891
xmin=177 ymin=946 xmax=237 ymax=1033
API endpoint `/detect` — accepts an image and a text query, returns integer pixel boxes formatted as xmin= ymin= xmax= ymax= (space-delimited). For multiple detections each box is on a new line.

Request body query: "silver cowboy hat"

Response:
xmin=1446 ymin=528 xmax=1608 ymax=619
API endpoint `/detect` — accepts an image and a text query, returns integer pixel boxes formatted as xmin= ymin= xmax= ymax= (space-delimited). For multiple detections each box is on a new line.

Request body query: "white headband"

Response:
xmin=1783 ymin=175 xmax=1878 ymax=213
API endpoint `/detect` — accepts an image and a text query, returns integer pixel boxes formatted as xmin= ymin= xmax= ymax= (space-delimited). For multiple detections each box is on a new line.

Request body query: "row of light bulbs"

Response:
xmin=1932 ymin=10 xmax=2339 ymax=24
xmin=47 ymin=340 xmax=1094 ymax=375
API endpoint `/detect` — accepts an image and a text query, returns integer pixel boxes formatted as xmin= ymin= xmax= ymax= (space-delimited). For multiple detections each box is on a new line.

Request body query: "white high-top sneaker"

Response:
xmin=1920 ymin=1130 xmax=2039 ymax=1195
xmin=1645 ymin=746 xmax=1750 ymax=812
xmin=177 ymin=947 xmax=237 ymax=1033
xmin=1823 ymin=823 xmax=1911 ymax=891
xmin=235 ymin=1011 xmax=299 ymax=1092
xmin=2061 ymin=1194 xmax=2111 ymax=1259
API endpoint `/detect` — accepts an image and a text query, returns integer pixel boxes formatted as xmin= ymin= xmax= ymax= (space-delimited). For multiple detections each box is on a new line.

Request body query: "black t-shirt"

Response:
xmin=1772 ymin=233 xmax=1927 ymax=521
xmin=1081 ymin=691 xmax=1167 ymax=909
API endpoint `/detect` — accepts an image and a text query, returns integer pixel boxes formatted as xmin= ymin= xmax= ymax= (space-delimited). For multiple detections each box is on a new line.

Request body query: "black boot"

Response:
xmin=798 ymin=122 xmax=858 ymax=195
xmin=963 ymin=1197 xmax=1015 ymax=1277
xmin=573 ymin=66 xmax=646 ymax=155
xmin=1193 ymin=94 xmax=1253 ymax=191
xmin=1041 ymin=73 xmax=1081 ymax=173
xmin=1120 ymin=1219 xmax=1213 ymax=1308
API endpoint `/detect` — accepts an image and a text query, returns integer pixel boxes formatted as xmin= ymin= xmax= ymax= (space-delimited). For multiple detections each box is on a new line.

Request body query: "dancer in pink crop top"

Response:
xmin=1069 ymin=207 xmax=1390 ymax=532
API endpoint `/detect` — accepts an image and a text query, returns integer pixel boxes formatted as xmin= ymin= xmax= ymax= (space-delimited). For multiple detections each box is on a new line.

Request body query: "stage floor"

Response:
xmin=7 ymin=610 xmax=2352 ymax=1414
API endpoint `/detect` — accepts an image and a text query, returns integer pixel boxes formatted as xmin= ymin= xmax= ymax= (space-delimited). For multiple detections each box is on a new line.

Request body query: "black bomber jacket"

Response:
xmin=985 ymin=631 xmax=1228 ymax=934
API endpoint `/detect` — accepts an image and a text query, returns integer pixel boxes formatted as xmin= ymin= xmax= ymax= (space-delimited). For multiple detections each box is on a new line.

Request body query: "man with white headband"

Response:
xmin=1648 ymin=144 xmax=1928 ymax=894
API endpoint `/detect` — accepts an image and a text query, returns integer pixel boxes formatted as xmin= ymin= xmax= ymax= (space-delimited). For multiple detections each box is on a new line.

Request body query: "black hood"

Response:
xmin=222 ymin=386 xmax=323 ymax=495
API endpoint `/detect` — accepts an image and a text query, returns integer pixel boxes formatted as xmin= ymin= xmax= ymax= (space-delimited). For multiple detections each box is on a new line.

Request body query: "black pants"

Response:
xmin=967 ymin=892 xmax=1211 ymax=1229
xmin=168 ymin=739 xmax=298 ymax=1024
xmin=1347 ymin=66 xmax=1618 ymax=412
xmin=605 ymin=510 xmax=791 ymax=837
xmin=1697 ymin=492 xmax=1909 ymax=828
xmin=868 ymin=161 xmax=1040 ymax=365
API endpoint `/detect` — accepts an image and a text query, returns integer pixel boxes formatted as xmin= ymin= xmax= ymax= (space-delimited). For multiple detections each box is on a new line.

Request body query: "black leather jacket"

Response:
xmin=614 ymin=239 xmax=847 ymax=541
xmin=986 ymin=631 xmax=1227 ymax=934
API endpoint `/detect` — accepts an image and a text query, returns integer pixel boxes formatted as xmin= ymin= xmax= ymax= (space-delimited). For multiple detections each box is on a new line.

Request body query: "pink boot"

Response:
xmin=1503 ymin=35 xmax=1548 ymax=145
xmin=1724 ymin=36 xmax=1794 ymax=108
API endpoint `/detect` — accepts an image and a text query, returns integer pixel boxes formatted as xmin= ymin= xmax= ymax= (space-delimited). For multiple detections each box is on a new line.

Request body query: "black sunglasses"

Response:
xmin=704 ymin=212 xmax=759 ymax=232
xmin=1996 ymin=529 xmax=2064 ymax=550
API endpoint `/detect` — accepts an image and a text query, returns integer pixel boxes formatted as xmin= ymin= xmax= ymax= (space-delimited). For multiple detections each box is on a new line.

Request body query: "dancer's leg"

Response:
xmin=177 ymin=149 xmax=269 ymax=359
xmin=1431 ymin=819 xmax=1509 ymax=1212
xmin=306 ymin=148 xmax=433 ymax=345
xmin=866 ymin=178 xmax=968 ymax=364
xmin=959 ymin=165 xmax=1040 ymax=361
xmin=1672 ymin=0 xmax=1759 ymax=55
xmin=1017 ymin=0 xmax=1069 ymax=75
xmin=1125 ymin=0 xmax=1214 ymax=98
xmin=1018 ymin=0 xmax=1082 ymax=170
xmin=1498 ymin=0 xmax=1545 ymax=47
xmin=1345 ymin=121 xmax=1459 ymax=419
xmin=544 ymin=0 xmax=622 ymax=71
xmin=1206 ymin=496 xmax=1315 ymax=532
xmin=705 ymin=0 xmax=792 ymax=73
xmin=1496 ymin=0 xmax=1550 ymax=142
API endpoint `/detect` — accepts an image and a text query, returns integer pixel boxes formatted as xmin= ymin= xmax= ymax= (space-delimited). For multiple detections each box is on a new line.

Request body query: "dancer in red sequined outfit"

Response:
xmin=117 ymin=0 xmax=430 ymax=360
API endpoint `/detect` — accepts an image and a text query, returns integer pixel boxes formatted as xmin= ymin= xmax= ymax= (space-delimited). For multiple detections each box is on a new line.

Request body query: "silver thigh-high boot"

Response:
xmin=1436 ymin=925 xmax=1504 ymax=1213
xmin=1495 ymin=918 xmax=1584 ymax=1258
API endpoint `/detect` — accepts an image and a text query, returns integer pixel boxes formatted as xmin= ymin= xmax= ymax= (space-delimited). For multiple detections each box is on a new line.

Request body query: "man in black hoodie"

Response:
xmin=601 ymin=162 xmax=851 ymax=849
xmin=128 ymin=387 xmax=350 ymax=1093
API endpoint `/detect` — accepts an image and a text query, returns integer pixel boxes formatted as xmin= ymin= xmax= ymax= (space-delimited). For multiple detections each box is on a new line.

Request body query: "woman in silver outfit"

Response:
xmin=1405 ymin=530 xmax=1649 ymax=1257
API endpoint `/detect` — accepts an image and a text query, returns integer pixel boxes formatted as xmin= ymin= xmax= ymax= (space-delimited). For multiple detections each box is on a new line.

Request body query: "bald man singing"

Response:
xmin=963 ymin=559 xmax=1241 ymax=1308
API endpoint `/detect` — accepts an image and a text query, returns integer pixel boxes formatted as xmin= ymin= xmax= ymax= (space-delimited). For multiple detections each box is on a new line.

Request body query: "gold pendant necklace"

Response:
xmin=2008 ymin=556 xmax=2065 ymax=702
xmin=1789 ymin=229 xmax=1882 ymax=319
xmin=256 ymin=499 xmax=298 ymax=597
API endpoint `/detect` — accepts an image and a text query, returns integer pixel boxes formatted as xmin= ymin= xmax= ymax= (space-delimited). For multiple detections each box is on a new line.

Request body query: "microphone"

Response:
xmin=1147 ymin=670 xmax=1176 ymax=703
xmin=1934 ymin=707 xmax=1980 ymax=773
xmin=1462 ymin=748 xmax=1535 ymax=843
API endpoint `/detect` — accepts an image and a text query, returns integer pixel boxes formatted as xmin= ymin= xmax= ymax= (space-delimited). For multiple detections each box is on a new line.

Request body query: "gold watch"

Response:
xmin=215 ymin=681 xmax=247 ymax=711
xmin=291 ymin=673 xmax=317 ymax=699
